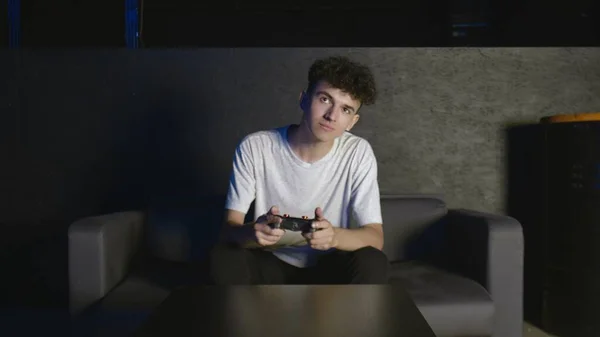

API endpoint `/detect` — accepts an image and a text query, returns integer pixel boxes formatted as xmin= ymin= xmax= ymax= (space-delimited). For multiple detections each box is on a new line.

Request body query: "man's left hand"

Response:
xmin=303 ymin=207 xmax=338 ymax=250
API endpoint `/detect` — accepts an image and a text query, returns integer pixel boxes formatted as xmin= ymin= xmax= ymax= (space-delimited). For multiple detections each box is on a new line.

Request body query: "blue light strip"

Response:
xmin=125 ymin=0 xmax=139 ymax=48
xmin=8 ymin=0 xmax=21 ymax=48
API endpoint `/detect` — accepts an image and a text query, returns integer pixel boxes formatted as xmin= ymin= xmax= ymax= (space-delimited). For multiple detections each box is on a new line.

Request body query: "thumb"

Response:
xmin=314 ymin=207 xmax=324 ymax=220
xmin=268 ymin=206 xmax=280 ymax=215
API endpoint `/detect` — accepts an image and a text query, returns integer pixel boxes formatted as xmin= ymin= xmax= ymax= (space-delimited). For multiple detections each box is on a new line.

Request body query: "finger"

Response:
xmin=257 ymin=227 xmax=285 ymax=239
xmin=311 ymin=221 xmax=319 ymax=230
xmin=309 ymin=236 xmax=332 ymax=246
xmin=311 ymin=220 xmax=330 ymax=230
xmin=266 ymin=214 xmax=282 ymax=226
xmin=255 ymin=215 xmax=272 ymax=226
xmin=314 ymin=207 xmax=324 ymax=220
xmin=257 ymin=232 xmax=279 ymax=243
xmin=255 ymin=223 xmax=273 ymax=234
xmin=270 ymin=228 xmax=285 ymax=237
xmin=310 ymin=228 xmax=329 ymax=239
xmin=256 ymin=231 xmax=281 ymax=244
xmin=268 ymin=206 xmax=280 ymax=216
xmin=258 ymin=237 xmax=279 ymax=246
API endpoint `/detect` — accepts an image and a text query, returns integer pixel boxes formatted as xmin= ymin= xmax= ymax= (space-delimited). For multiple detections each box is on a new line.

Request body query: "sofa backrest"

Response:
xmin=377 ymin=194 xmax=447 ymax=262
xmin=144 ymin=196 xmax=226 ymax=262
xmin=144 ymin=194 xmax=447 ymax=263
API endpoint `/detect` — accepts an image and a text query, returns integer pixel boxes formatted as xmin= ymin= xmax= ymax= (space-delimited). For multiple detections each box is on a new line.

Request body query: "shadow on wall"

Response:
xmin=111 ymin=83 xmax=228 ymax=258
xmin=96 ymin=86 xmax=221 ymax=213
xmin=19 ymin=82 xmax=228 ymax=307
xmin=504 ymin=122 xmax=545 ymax=327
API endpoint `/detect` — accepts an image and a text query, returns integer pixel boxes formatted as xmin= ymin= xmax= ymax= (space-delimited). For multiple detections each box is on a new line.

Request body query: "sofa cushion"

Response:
xmin=77 ymin=272 xmax=172 ymax=337
xmin=379 ymin=195 xmax=447 ymax=262
xmin=99 ymin=275 xmax=171 ymax=311
xmin=76 ymin=276 xmax=163 ymax=337
xmin=390 ymin=261 xmax=494 ymax=337
xmin=93 ymin=256 xmax=208 ymax=312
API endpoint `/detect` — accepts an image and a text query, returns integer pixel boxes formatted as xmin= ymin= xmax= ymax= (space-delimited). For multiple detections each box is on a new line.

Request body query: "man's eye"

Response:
xmin=320 ymin=97 xmax=330 ymax=103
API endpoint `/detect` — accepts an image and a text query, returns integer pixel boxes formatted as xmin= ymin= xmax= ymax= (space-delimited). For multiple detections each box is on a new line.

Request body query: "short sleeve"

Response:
xmin=350 ymin=141 xmax=383 ymax=226
xmin=225 ymin=137 xmax=257 ymax=214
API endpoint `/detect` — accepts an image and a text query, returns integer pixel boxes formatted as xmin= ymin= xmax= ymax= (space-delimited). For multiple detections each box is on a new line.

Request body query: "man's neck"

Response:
xmin=287 ymin=123 xmax=335 ymax=164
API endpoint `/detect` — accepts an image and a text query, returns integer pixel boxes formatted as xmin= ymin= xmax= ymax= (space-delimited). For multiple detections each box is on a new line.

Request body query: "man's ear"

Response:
xmin=346 ymin=114 xmax=360 ymax=131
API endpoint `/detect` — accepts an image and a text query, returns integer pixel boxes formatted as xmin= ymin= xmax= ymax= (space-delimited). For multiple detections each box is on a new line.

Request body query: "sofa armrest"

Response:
xmin=439 ymin=209 xmax=524 ymax=337
xmin=68 ymin=211 xmax=145 ymax=314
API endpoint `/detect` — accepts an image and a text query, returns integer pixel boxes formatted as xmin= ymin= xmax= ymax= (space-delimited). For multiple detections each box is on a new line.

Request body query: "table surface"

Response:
xmin=134 ymin=285 xmax=436 ymax=337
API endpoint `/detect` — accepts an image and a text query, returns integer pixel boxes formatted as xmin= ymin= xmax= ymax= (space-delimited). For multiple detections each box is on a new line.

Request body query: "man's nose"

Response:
xmin=324 ymin=107 xmax=339 ymax=121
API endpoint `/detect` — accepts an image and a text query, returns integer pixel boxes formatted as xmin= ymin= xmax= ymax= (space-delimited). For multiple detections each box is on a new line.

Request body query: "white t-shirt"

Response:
xmin=225 ymin=125 xmax=383 ymax=268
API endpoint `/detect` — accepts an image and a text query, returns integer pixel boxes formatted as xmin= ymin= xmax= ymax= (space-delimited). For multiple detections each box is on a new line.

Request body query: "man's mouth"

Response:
xmin=319 ymin=123 xmax=334 ymax=132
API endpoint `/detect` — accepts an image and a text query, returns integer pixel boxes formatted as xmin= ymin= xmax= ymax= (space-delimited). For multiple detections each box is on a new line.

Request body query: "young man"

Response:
xmin=210 ymin=56 xmax=388 ymax=285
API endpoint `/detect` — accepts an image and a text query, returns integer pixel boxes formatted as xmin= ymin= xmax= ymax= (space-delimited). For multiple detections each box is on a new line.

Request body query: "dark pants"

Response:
xmin=209 ymin=243 xmax=389 ymax=285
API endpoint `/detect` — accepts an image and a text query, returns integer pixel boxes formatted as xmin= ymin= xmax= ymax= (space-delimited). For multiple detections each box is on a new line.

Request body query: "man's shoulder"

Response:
xmin=338 ymin=131 xmax=375 ymax=156
xmin=238 ymin=126 xmax=287 ymax=148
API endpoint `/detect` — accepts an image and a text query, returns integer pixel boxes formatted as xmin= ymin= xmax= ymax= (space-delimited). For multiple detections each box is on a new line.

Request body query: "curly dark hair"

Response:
xmin=307 ymin=56 xmax=377 ymax=107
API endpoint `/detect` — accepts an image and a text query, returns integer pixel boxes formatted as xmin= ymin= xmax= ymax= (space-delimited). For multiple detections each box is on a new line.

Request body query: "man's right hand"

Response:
xmin=253 ymin=206 xmax=285 ymax=246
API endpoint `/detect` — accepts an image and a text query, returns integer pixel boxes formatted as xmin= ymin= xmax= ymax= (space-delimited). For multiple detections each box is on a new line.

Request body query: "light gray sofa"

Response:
xmin=68 ymin=194 xmax=523 ymax=337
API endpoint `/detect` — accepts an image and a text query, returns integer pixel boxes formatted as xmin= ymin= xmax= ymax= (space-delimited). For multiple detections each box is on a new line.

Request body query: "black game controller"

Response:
xmin=274 ymin=214 xmax=317 ymax=233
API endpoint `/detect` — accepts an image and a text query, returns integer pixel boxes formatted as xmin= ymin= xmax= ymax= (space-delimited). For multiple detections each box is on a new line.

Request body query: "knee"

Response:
xmin=351 ymin=246 xmax=389 ymax=282
xmin=353 ymin=246 xmax=388 ymax=267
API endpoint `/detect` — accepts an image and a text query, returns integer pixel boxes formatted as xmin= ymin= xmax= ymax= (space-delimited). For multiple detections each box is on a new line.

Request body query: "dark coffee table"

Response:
xmin=134 ymin=285 xmax=436 ymax=337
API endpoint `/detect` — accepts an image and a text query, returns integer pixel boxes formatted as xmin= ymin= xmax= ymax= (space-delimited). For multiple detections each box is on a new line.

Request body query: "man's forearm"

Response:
xmin=333 ymin=225 xmax=384 ymax=251
xmin=220 ymin=222 xmax=258 ymax=247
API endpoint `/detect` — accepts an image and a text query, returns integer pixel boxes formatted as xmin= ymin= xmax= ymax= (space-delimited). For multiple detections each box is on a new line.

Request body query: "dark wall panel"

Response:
xmin=0 ymin=0 xmax=8 ymax=47
xmin=21 ymin=2 xmax=124 ymax=47
xmin=7 ymin=1 xmax=600 ymax=47
xmin=141 ymin=8 xmax=444 ymax=47
xmin=0 ymin=53 xmax=18 ymax=229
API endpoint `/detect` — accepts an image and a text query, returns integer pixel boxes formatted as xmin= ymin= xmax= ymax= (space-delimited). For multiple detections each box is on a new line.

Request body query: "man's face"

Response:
xmin=300 ymin=80 xmax=361 ymax=143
